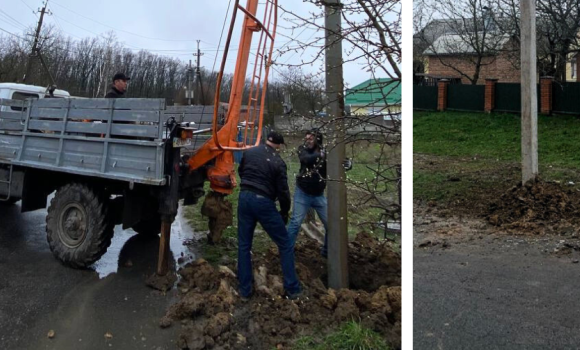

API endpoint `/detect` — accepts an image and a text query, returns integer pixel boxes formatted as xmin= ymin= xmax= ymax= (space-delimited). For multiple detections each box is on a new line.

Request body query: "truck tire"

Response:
xmin=46 ymin=183 xmax=114 ymax=268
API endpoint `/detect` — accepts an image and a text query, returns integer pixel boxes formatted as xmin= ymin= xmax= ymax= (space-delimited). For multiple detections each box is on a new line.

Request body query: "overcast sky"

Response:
xmin=1 ymin=0 xmax=391 ymax=87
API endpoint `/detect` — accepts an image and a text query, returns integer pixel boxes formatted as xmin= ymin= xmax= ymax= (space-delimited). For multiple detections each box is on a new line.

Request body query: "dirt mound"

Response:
xmin=487 ymin=179 xmax=580 ymax=234
xmin=164 ymin=233 xmax=401 ymax=350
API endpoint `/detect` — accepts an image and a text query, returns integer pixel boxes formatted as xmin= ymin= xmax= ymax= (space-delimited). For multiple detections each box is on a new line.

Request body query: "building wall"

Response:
xmin=351 ymin=105 xmax=402 ymax=115
xmin=426 ymin=53 xmax=520 ymax=84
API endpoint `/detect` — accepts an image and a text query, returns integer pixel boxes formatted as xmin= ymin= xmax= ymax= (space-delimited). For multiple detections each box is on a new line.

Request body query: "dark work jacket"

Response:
xmin=239 ymin=144 xmax=291 ymax=214
xmin=296 ymin=145 xmax=327 ymax=196
xmin=105 ymin=86 xmax=125 ymax=98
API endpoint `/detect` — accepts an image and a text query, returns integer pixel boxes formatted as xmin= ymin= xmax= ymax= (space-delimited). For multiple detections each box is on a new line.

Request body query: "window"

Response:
xmin=10 ymin=91 xmax=40 ymax=111
xmin=572 ymin=59 xmax=577 ymax=80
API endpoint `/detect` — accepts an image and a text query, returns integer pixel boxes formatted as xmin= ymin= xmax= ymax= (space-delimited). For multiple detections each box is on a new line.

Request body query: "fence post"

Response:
xmin=484 ymin=78 xmax=498 ymax=113
xmin=577 ymin=57 xmax=580 ymax=82
xmin=437 ymin=79 xmax=449 ymax=112
xmin=540 ymin=76 xmax=553 ymax=115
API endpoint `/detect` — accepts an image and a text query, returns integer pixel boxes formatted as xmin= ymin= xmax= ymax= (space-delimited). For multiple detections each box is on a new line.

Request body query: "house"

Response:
xmin=422 ymin=32 xmax=519 ymax=84
xmin=415 ymin=14 xmax=521 ymax=85
xmin=345 ymin=78 xmax=401 ymax=119
xmin=566 ymin=52 xmax=580 ymax=81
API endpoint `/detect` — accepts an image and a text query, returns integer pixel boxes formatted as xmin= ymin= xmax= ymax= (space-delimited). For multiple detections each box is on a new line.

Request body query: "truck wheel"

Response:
xmin=46 ymin=183 xmax=114 ymax=268
xmin=132 ymin=215 xmax=162 ymax=237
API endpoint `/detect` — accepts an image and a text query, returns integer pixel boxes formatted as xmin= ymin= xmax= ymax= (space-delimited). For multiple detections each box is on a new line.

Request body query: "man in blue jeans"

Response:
xmin=287 ymin=129 xmax=352 ymax=257
xmin=237 ymin=131 xmax=301 ymax=300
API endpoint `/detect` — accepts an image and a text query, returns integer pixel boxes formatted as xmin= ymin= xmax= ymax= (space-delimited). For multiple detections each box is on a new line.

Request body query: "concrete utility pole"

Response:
xmin=23 ymin=0 xmax=50 ymax=83
xmin=325 ymin=0 xmax=348 ymax=289
xmin=520 ymin=0 xmax=538 ymax=183
xmin=193 ymin=40 xmax=204 ymax=104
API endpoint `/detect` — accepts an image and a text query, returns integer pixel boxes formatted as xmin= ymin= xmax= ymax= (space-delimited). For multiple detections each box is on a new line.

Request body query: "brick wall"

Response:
xmin=426 ymin=52 xmax=520 ymax=84
xmin=540 ymin=77 xmax=553 ymax=115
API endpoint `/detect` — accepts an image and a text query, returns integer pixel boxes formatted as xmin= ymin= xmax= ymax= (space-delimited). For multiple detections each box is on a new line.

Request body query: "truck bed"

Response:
xmin=0 ymin=98 xmax=221 ymax=186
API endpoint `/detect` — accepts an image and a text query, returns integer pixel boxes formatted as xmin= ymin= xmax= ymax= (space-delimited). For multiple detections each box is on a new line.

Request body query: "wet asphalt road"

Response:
xmin=414 ymin=243 xmax=580 ymax=350
xmin=0 ymin=201 xmax=198 ymax=350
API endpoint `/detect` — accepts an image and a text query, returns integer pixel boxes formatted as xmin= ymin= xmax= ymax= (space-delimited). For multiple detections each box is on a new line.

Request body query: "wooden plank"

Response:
xmin=113 ymin=110 xmax=160 ymax=123
xmin=66 ymin=121 xmax=108 ymax=134
xmin=0 ymin=111 xmax=25 ymax=121
xmin=111 ymin=124 xmax=159 ymax=138
xmin=28 ymin=120 xmax=63 ymax=132
xmin=68 ymin=109 xmax=111 ymax=120
xmin=165 ymin=105 xmax=218 ymax=113
xmin=30 ymin=106 xmax=67 ymax=119
xmin=114 ymin=98 xmax=164 ymax=110
xmin=0 ymin=120 xmax=24 ymax=131
xmin=34 ymin=98 xmax=69 ymax=108
xmin=70 ymin=99 xmax=115 ymax=109
xmin=0 ymin=99 xmax=26 ymax=108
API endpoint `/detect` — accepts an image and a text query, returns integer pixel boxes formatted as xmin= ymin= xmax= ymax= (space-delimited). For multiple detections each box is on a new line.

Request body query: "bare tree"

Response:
xmin=414 ymin=0 xmax=512 ymax=85
xmin=275 ymin=0 xmax=402 ymax=236
xmin=495 ymin=0 xmax=580 ymax=81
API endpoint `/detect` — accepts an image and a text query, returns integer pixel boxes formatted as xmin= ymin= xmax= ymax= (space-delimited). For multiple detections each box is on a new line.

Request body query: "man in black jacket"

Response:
xmin=105 ymin=72 xmax=130 ymax=98
xmin=237 ymin=131 xmax=301 ymax=300
xmin=287 ymin=129 xmax=351 ymax=257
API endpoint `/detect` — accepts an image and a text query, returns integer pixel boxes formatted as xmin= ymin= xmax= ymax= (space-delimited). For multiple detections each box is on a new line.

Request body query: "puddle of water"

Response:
xmin=93 ymin=205 xmax=198 ymax=278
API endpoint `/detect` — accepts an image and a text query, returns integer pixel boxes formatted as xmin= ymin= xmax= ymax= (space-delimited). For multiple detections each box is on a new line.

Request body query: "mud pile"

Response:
xmin=487 ymin=179 xmax=580 ymax=234
xmin=163 ymin=233 xmax=401 ymax=350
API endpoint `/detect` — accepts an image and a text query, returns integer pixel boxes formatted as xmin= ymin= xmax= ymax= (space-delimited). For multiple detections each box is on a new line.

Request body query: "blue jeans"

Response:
xmin=237 ymin=190 xmax=301 ymax=298
xmin=287 ymin=187 xmax=328 ymax=254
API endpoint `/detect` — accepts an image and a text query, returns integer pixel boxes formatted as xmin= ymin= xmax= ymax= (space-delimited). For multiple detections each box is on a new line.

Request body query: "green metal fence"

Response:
xmin=495 ymin=83 xmax=520 ymax=113
xmin=553 ymin=82 xmax=580 ymax=114
xmin=447 ymin=84 xmax=485 ymax=111
xmin=413 ymin=85 xmax=438 ymax=110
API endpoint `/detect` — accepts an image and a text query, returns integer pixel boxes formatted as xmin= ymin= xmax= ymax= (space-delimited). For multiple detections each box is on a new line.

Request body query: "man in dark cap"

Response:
xmin=105 ymin=72 xmax=130 ymax=98
xmin=236 ymin=131 xmax=301 ymax=301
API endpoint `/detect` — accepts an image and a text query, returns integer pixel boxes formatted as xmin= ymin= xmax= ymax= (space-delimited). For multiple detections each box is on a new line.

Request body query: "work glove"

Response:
xmin=280 ymin=211 xmax=289 ymax=225
xmin=343 ymin=158 xmax=353 ymax=171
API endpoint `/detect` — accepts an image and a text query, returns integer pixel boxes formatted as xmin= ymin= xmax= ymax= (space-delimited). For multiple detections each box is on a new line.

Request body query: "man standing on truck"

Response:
xmin=286 ymin=129 xmax=352 ymax=257
xmin=237 ymin=131 xmax=301 ymax=300
xmin=105 ymin=73 xmax=130 ymax=98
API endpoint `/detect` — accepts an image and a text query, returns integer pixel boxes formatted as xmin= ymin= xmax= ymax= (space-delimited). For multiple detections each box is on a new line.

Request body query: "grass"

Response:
xmin=292 ymin=321 xmax=391 ymax=350
xmin=414 ymin=111 xmax=580 ymax=206
xmin=183 ymin=137 xmax=399 ymax=264
xmin=414 ymin=110 xmax=580 ymax=167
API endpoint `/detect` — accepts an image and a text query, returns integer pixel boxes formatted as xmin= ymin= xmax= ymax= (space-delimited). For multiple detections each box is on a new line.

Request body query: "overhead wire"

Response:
xmin=50 ymin=0 xmax=212 ymax=43
xmin=18 ymin=0 xmax=38 ymax=17
xmin=0 ymin=10 xmax=28 ymax=31
xmin=0 ymin=26 xmax=24 ymax=39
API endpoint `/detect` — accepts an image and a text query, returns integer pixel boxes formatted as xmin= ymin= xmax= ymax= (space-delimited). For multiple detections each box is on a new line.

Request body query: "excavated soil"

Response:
xmin=163 ymin=233 xmax=401 ymax=350
xmin=487 ymin=179 xmax=580 ymax=235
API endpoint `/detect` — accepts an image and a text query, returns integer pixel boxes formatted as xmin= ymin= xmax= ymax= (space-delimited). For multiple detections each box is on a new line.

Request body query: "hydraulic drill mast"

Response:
xmin=188 ymin=0 xmax=277 ymax=194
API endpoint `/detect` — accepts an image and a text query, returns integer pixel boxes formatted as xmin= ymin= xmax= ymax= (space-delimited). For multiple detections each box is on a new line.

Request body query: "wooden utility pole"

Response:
xmin=23 ymin=0 xmax=50 ymax=84
xmin=520 ymin=0 xmax=538 ymax=183
xmin=325 ymin=0 xmax=348 ymax=289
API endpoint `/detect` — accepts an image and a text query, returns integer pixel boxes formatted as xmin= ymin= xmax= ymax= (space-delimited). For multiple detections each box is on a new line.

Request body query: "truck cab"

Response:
xmin=0 ymin=83 xmax=70 ymax=112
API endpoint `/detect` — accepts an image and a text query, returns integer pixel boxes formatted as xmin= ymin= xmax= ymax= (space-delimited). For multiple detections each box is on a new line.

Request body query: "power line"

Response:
xmin=50 ymin=0 xmax=212 ymax=43
xmin=0 ymin=17 xmax=27 ymax=32
xmin=0 ymin=26 xmax=25 ymax=39
xmin=0 ymin=10 xmax=28 ymax=30
xmin=18 ymin=0 xmax=38 ymax=17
